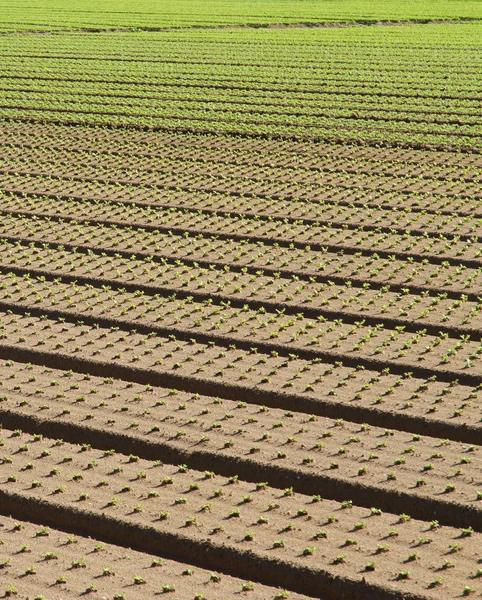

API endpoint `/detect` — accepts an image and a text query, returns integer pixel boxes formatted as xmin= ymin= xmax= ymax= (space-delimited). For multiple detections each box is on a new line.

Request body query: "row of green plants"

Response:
xmin=3 ymin=269 xmax=482 ymax=376
xmin=0 ymin=427 xmax=481 ymax=597
xmin=3 ymin=237 xmax=482 ymax=331
xmin=2 ymin=181 xmax=481 ymax=271
xmin=1 ymin=307 xmax=481 ymax=432
xmin=2 ymin=150 xmax=481 ymax=242
xmin=1 ymin=353 xmax=480 ymax=507
xmin=2 ymin=207 xmax=482 ymax=301
xmin=4 ymin=118 xmax=480 ymax=184
xmin=0 ymin=515 xmax=274 ymax=600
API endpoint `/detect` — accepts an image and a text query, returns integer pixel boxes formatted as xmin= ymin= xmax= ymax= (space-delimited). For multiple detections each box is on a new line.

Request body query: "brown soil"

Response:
xmin=0 ymin=358 xmax=480 ymax=530
xmin=0 ymin=28 xmax=481 ymax=598
xmin=0 ymin=515 xmax=309 ymax=599
xmin=0 ymin=430 xmax=481 ymax=600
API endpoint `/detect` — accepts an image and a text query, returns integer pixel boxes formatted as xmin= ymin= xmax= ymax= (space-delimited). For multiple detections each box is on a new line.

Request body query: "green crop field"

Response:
xmin=0 ymin=2 xmax=481 ymax=599
xmin=2 ymin=0 xmax=482 ymax=30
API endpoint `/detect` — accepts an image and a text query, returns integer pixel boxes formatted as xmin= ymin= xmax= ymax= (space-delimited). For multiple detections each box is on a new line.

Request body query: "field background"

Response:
xmin=1 ymin=1 xmax=482 ymax=31
xmin=0 ymin=1 xmax=481 ymax=599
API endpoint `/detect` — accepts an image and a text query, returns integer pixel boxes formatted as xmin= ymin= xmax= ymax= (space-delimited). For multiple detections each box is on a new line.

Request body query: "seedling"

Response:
xmin=396 ymin=570 xmax=410 ymax=580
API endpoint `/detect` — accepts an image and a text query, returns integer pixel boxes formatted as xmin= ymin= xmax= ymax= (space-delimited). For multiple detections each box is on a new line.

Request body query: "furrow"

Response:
xmin=0 ymin=428 xmax=480 ymax=599
xmin=2 ymin=211 xmax=482 ymax=302
xmin=0 ymin=311 xmax=481 ymax=444
xmin=0 ymin=359 xmax=480 ymax=531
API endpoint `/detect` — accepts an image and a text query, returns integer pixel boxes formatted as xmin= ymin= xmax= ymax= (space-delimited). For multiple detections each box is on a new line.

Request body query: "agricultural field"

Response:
xmin=2 ymin=0 xmax=482 ymax=31
xmin=0 ymin=1 xmax=481 ymax=599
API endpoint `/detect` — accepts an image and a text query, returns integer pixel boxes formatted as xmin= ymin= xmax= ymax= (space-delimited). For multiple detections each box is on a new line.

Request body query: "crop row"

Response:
xmin=1 ymin=140 xmax=480 ymax=210
xmin=3 ymin=192 xmax=482 ymax=269
xmin=2 ymin=137 xmax=482 ymax=211
xmin=0 ymin=85 xmax=480 ymax=136
xmin=3 ymin=106 xmax=481 ymax=153
xmin=4 ymin=72 xmax=481 ymax=121
xmin=2 ymin=122 xmax=481 ymax=220
xmin=1 ymin=52 xmax=478 ymax=99
xmin=0 ymin=19 xmax=480 ymax=600
xmin=0 ymin=309 xmax=481 ymax=443
xmin=2 ymin=238 xmax=482 ymax=333
xmin=2 ymin=133 xmax=481 ymax=193
xmin=1 ymin=169 xmax=482 ymax=247
xmin=3 ymin=138 xmax=481 ymax=196
xmin=0 ymin=71 xmax=478 ymax=123
xmin=5 ymin=1 xmax=482 ymax=30
xmin=0 ymin=515 xmax=295 ymax=600
xmin=0 ymin=28 xmax=479 ymax=141
xmin=3 ymin=53 xmax=480 ymax=97
xmin=2 ymin=89 xmax=482 ymax=138
xmin=4 ymin=163 xmax=481 ymax=221
xmin=2 ymin=31 xmax=481 ymax=72
xmin=0 ymin=427 xmax=481 ymax=599
xmin=2 ymin=119 xmax=481 ymax=173
xmin=4 ymin=76 xmax=482 ymax=115
xmin=4 ymin=270 xmax=482 ymax=378
xmin=3 ymin=195 xmax=479 ymax=288
xmin=0 ymin=12 xmax=480 ymax=600
xmin=2 ymin=105 xmax=480 ymax=152
xmin=2 ymin=40 xmax=481 ymax=99
xmin=2 ymin=210 xmax=482 ymax=300
xmin=0 ymin=355 xmax=480 ymax=528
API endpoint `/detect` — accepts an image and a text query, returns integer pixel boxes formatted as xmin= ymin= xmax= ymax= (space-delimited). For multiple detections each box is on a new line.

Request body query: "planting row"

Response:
xmin=2 ymin=209 xmax=482 ymax=300
xmin=3 ymin=195 xmax=482 ymax=274
xmin=3 ymin=270 xmax=482 ymax=378
xmin=2 ymin=125 xmax=481 ymax=178
xmin=4 ymin=171 xmax=482 ymax=235
xmin=2 ymin=162 xmax=482 ymax=241
xmin=0 ymin=310 xmax=481 ymax=441
xmin=5 ymin=2 xmax=482 ymax=30
xmin=1 ymin=140 xmax=481 ymax=206
xmin=0 ymin=76 xmax=480 ymax=123
xmin=4 ymin=56 xmax=481 ymax=112
xmin=2 ymin=124 xmax=482 ymax=186
xmin=0 ymin=357 xmax=480 ymax=528
xmin=0 ymin=426 xmax=481 ymax=599
xmin=5 ymin=86 xmax=482 ymax=132
xmin=1 ymin=24 xmax=479 ymax=152
xmin=0 ymin=515 xmax=300 ymax=600
xmin=2 ymin=45 xmax=481 ymax=107
xmin=2 ymin=36 xmax=481 ymax=85
xmin=2 ymin=213 xmax=482 ymax=299
xmin=2 ymin=107 xmax=480 ymax=152
xmin=2 ymin=238 xmax=482 ymax=333
xmin=2 ymin=119 xmax=481 ymax=176
xmin=4 ymin=186 xmax=482 ymax=266
xmin=0 ymin=11 xmax=480 ymax=600
xmin=2 ymin=139 xmax=481 ymax=209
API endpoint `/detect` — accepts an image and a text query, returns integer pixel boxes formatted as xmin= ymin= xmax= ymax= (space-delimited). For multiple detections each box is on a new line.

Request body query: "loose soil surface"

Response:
xmin=0 ymin=15 xmax=481 ymax=600
xmin=0 ymin=515 xmax=310 ymax=599
xmin=0 ymin=430 xmax=481 ymax=600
